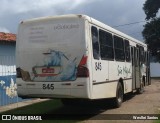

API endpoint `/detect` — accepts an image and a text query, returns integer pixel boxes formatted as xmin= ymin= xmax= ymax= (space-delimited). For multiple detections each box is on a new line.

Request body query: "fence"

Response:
xmin=0 ymin=55 xmax=27 ymax=106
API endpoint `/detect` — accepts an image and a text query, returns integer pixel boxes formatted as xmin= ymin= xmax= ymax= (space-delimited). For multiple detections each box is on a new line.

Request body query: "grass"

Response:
xmin=0 ymin=99 xmax=80 ymax=123
xmin=1 ymin=99 xmax=62 ymax=114
xmin=156 ymin=114 xmax=160 ymax=123
xmin=154 ymin=111 xmax=160 ymax=123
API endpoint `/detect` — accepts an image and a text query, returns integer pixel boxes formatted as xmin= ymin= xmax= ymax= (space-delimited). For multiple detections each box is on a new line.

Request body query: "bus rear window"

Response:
xmin=91 ymin=26 xmax=100 ymax=60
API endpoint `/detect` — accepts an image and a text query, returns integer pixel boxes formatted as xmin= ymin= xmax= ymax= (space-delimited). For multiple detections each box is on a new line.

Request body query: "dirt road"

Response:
xmin=89 ymin=79 xmax=160 ymax=123
xmin=105 ymin=79 xmax=160 ymax=114
xmin=50 ymin=79 xmax=160 ymax=123
xmin=84 ymin=79 xmax=160 ymax=123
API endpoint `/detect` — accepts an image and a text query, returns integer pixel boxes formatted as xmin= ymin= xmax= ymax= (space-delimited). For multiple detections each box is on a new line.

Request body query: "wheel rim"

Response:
xmin=118 ymin=87 xmax=123 ymax=103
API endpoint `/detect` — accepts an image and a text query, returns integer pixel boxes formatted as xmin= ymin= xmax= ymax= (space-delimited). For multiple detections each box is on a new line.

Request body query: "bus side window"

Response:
xmin=140 ymin=46 xmax=145 ymax=63
xmin=99 ymin=29 xmax=114 ymax=60
xmin=131 ymin=47 xmax=134 ymax=65
xmin=144 ymin=51 xmax=147 ymax=64
xmin=124 ymin=40 xmax=130 ymax=62
xmin=91 ymin=26 xmax=100 ymax=59
xmin=114 ymin=35 xmax=125 ymax=61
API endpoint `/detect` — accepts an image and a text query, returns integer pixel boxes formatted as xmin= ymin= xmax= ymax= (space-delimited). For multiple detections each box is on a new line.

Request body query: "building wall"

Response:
xmin=150 ymin=63 xmax=160 ymax=77
xmin=0 ymin=42 xmax=26 ymax=106
xmin=0 ymin=43 xmax=15 ymax=56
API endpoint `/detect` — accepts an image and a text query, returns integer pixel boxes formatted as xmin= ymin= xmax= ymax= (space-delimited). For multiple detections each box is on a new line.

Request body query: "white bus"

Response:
xmin=16 ymin=14 xmax=150 ymax=107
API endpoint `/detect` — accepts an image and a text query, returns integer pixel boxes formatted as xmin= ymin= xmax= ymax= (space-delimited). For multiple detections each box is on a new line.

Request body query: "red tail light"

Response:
xmin=79 ymin=55 xmax=88 ymax=66
xmin=77 ymin=55 xmax=89 ymax=77
xmin=77 ymin=66 xmax=89 ymax=77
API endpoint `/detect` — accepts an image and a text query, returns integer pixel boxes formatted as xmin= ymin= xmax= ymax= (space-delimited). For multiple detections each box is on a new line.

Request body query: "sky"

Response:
xmin=0 ymin=0 xmax=146 ymax=41
xmin=0 ymin=0 xmax=159 ymax=76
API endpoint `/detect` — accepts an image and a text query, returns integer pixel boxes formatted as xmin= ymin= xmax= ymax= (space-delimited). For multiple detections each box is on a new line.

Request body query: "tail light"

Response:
xmin=77 ymin=66 xmax=89 ymax=77
xmin=16 ymin=67 xmax=22 ymax=78
xmin=77 ymin=55 xmax=89 ymax=77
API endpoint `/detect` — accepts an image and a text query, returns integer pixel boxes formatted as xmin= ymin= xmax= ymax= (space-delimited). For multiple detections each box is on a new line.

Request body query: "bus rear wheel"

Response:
xmin=113 ymin=82 xmax=123 ymax=108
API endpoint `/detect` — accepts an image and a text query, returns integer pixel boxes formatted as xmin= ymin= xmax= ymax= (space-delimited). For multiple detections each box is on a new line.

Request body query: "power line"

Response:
xmin=113 ymin=20 xmax=146 ymax=28
xmin=128 ymin=31 xmax=142 ymax=35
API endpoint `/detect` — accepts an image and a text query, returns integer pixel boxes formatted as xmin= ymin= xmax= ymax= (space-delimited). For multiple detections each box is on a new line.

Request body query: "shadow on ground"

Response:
xmin=1 ymin=93 xmax=136 ymax=121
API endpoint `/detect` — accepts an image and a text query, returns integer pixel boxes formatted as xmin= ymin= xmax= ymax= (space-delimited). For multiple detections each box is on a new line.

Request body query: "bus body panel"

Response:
xmin=91 ymin=60 xmax=132 ymax=99
xmin=89 ymin=22 xmax=133 ymax=99
xmin=17 ymin=15 xmax=91 ymax=99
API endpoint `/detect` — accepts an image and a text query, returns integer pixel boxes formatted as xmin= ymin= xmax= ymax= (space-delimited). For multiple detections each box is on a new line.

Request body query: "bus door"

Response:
xmin=135 ymin=46 xmax=141 ymax=88
xmin=131 ymin=46 xmax=141 ymax=90
xmin=131 ymin=47 xmax=136 ymax=90
xmin=146 ymin=51 xmax=151 ymax=85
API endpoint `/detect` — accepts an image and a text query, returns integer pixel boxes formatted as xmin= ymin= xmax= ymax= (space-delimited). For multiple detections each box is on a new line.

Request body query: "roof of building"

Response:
xmin=0 ymin=32 xmax=16 ymax=42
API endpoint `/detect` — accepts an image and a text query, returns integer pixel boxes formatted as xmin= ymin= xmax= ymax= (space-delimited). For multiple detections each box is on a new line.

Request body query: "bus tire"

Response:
xmin=113 ymin=82 xmax=123 ymax=108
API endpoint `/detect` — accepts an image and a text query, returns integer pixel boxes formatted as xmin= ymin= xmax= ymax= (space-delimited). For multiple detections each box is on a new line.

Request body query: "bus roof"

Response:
xmin=20 ymin=14 xmax=147 ymax=47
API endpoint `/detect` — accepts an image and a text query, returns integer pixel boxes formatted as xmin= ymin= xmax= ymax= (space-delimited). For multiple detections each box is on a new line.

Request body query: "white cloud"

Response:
xmin=0 ymin=27 xmax=10 ymax=33
xmin=0 ymin=0 xmax=96 ymax=33
xmin=68 ymin=0 xmax=93 ymax=10
xmin=0 ymin=0 xmax=93 ymax=15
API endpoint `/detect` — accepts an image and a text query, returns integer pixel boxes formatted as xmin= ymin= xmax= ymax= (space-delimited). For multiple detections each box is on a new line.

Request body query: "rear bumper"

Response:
xmin=17 ymin=78 xmax=90 ymax=99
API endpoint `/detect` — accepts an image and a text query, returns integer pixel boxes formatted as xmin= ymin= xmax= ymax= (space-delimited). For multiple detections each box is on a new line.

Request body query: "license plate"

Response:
xmin=42 ymin=68 xmax=54 ymax=73
xmin=33 ymin=66 xmax=61 ymax=76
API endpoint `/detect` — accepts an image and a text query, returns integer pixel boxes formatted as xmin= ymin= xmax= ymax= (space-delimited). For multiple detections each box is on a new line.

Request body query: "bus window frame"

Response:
xmin=99 ymin=29 xmax=114 ymax=60
xmin=113 ymin=35 xmax=125 ymax=62
xmin=91 ymin=26 xmax=100 ymax=60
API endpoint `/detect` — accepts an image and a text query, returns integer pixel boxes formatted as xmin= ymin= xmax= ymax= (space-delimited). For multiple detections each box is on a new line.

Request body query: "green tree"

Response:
xmin=143 ymin=0 xmax=160 ymax=20
xmin=142 ymin=0 xmax=160 ymax=62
